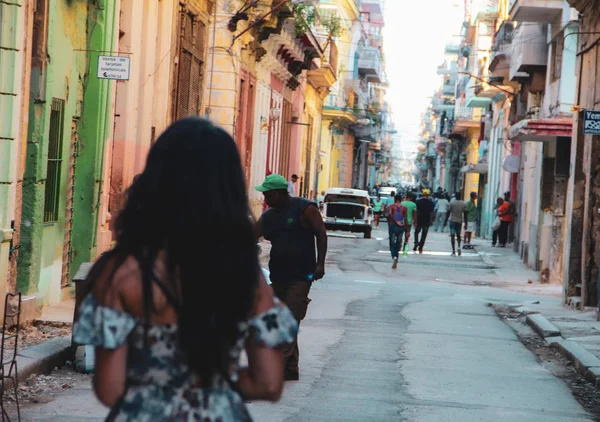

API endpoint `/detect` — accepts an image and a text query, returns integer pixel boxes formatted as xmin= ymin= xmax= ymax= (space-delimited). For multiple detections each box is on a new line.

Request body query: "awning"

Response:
xmin=508 ymin=118 xmax=573 ymax=142
xmin=466 ymin=96 xmax=492 ymax=109
xmin=460 ymin=163 xmax=489 ymax=174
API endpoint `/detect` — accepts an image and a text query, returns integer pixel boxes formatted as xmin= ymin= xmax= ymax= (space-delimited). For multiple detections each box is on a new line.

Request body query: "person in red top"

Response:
xmin=493 ymin=197 xmax=513 ymax=247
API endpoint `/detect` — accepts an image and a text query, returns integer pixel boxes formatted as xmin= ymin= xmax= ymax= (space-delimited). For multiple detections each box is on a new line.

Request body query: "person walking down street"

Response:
xmin=72 ymin=117 xmax=298 ymax=421
xmin=288 ymin=174 xmax=299 ymax=197
xmin=401 ymin=192 xmax=418 ymax=250
xmin=492 ymin=197 xmax=503 ymax=247
xmin=373 ymin=195 xmax=384 ymax=229
xmin=463 ymin=192 xmax=478 ymax=249
xmin=444 ymin=192 xmax=468 ymax=256
xmin=414 ymin=189 xmax=435 ymax=254
xmin=493 ymin=195 xmax=513 ymax=247
xmin=255 ymin=174 xmax=328 ymax=381
xmin=388 ymin=194 xmax=407 ymax=269
xmin=433 ymin=194 xmax=449 ymax=232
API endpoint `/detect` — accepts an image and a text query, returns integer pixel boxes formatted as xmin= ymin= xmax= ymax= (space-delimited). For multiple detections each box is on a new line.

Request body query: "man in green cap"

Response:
xmin=254 ymin=174 xmax=327 ymax=381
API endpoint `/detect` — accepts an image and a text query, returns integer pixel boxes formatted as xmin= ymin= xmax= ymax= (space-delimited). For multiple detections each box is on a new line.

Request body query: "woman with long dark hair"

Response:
xmin=73 ymin=117 xmax=298 ymax=421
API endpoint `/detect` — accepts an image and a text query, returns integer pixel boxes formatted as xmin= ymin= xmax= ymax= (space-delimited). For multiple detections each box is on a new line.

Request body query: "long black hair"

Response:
xmin=89 ymin=117 xmax=258 ymax=386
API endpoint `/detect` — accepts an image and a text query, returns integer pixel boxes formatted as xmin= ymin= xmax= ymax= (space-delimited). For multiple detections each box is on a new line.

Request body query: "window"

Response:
xmin=541 ymin=157 xmax=555 ymax=210
xmin=551 ymin=34 xmax=564 ymax=82
xmin=44 ymin=98 xmax=65 ymax=223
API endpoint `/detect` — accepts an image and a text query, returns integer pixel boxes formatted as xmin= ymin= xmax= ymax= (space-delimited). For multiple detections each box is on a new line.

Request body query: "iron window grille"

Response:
xmin=43 ymin=98 xmax=65 ymax=223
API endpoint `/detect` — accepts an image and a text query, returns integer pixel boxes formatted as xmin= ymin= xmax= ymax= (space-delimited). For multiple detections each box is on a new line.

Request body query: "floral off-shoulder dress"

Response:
xmin=73 ymin=294 xmax=298 ymax=421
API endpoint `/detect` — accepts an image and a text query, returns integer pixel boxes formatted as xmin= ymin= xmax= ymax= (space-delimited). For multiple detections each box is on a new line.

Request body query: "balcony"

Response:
xmin=508 ymin=0 xmax=563 ymax=23
xmin=437 ymin=60 xmax=458 ymax=76
xmin=489 ymin=21 xmax=514 ymax=80
xmin=432 ymin=97 xmax=455 ymax=113
xmin=452 ymin=107 xmax=481 ymax=135
xmin=358 ymin=47 xmax=383 ymax=84
xmin=444 ymin=43 xmax=461 ymax=55
xmin=345 ymin=78 xmax=369 ymax=107
xmin=510 ymin=23 xmax=548 ymax=80
xmin=442 ymin=82 xmax=456 ymax=97
xmin=307 ymin=38 xmax=339 ymax=89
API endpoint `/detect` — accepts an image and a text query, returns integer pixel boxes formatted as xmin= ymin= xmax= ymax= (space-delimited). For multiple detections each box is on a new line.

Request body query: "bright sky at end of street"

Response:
xmin=383 ymin=0 xmax=465 ymax=150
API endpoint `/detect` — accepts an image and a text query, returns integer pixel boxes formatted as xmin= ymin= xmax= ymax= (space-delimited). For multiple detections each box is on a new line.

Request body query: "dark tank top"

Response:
xmin=261 ymin=197 xmax=317 ymax=283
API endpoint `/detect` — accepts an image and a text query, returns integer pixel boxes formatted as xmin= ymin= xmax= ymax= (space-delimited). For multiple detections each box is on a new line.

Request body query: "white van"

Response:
xmin=320 ymin=188 xmax=373 ymax=238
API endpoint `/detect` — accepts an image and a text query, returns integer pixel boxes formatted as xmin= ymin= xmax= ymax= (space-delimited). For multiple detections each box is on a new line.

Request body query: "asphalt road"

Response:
xmin=18 ymin=229 xmax=592 ymax=421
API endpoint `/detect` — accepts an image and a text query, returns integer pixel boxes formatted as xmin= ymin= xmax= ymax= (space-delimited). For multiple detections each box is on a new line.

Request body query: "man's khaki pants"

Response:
xmin=271 ymin=280 xmax=312 ymax=375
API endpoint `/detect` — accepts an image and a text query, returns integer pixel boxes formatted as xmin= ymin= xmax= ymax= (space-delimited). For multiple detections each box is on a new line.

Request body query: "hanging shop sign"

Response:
xmin=97 ymin=56 xmax=130 ymax=80
xmin=583 ymin=110 xmax=600 ymax=135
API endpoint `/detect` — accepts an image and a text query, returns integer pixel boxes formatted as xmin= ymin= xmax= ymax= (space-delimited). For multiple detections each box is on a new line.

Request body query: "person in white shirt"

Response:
xmin=317 ymin=190 xmax=325 ymax=205
xmin=433 ymin=194 xmax=450 ymax=232
xmin=287 ymin=174 xmax=298 ymax=197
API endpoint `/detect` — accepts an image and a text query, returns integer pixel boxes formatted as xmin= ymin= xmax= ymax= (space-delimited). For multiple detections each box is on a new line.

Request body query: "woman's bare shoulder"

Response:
xmin=92 ymin=255 xmax=142 ymax=308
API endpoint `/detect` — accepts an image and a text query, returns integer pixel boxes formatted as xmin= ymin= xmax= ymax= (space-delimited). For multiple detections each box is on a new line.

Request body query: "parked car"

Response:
xmin=320 ymin=188 xmax=373 ymax=238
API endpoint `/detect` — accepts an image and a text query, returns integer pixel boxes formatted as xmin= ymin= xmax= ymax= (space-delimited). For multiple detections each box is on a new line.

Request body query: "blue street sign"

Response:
xmin=583 ymin=110 xmax=600 ymax=135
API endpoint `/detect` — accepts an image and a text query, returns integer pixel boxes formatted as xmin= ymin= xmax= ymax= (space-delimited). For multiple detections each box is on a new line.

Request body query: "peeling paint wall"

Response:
xmin=19 ymin=0 xmax=118 ymax=307
xmin=0 ymin=0 xmax=34 ymax=308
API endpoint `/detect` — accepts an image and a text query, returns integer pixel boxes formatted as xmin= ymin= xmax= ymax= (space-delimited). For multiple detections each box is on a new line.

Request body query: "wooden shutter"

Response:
xmin=176 ymin=50 xmax=192 ymax=119
xmin=174 ymin=11 xmax=206 ymax=120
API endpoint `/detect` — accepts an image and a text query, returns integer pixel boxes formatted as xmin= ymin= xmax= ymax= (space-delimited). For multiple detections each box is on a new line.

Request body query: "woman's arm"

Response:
xmin=94 ymin=345 xmax=128 ymax=407
xmin=236 ymin=273 xmax=284 ymax=401
xmin=91 ymin=260 xmax=135 ymax=407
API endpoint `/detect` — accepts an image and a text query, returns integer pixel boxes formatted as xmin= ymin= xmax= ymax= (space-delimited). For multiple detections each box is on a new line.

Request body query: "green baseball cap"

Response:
xmin=255 ymin=174 xmax=289 ymax=192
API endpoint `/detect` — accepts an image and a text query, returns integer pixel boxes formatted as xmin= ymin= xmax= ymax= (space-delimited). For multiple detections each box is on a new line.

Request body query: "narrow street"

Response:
xmin=17 ymin=229 xmax=592 ymax=421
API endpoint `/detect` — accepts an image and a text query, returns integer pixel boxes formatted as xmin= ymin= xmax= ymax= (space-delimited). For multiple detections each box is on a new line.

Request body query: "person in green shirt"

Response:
xmin=464 ymin=192 xmax=478 ymax=249
xmin=401 ymin=192 xmax=418 ymax=245
xmin=373 ymin=195 xmax=384 ymax=228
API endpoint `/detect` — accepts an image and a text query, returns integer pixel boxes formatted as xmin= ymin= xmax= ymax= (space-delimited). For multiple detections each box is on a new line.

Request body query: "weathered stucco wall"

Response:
xmin=19 ymin=0 xmax=117 ymax=307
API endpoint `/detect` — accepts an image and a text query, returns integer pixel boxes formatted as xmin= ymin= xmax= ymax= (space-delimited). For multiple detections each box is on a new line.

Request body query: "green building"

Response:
xmin=18 ymin=0 xmax=118 ymax=307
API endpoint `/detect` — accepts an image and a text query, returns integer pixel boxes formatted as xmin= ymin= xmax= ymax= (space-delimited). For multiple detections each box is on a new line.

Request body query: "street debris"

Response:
xmin=3 ymin=364 xmax=89 ymax=405
xmin=10 ymin=321 xmax=71 ymax=352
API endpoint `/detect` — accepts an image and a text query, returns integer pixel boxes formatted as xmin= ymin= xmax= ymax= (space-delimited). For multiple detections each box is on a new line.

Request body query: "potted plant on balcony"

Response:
xmin=292 ymin=3 xmax=316 ymax=37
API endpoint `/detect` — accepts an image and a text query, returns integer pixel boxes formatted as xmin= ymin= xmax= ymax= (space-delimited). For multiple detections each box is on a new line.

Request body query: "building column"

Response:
xmin=564 ymin=112 xmax=586 ymax=301
xmin=204 ymin=1 xmax=245 ymax=135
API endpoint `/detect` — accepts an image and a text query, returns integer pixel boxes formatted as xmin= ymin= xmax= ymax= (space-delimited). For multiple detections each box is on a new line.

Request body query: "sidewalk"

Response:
xmin=476 ymin=238 xmax=600 ymax=386
xmin=473 ymin=238 xmax=562 ymax=297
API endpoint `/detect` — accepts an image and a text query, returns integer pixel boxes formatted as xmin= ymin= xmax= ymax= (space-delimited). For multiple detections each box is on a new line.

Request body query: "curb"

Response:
xmin=526 ymin=313 xmax=561 ymax=338
xmin=548 ymin=338 xmax=600 ymax=386
xmin=521 ymin=311 xmax=600 ymax=387
xmin=10 ymin=336 xmax=72 ymax=388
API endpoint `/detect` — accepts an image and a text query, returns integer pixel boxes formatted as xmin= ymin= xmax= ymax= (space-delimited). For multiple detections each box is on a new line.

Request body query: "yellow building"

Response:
xmin=317 ymin=0 xmax=361 ymax=191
